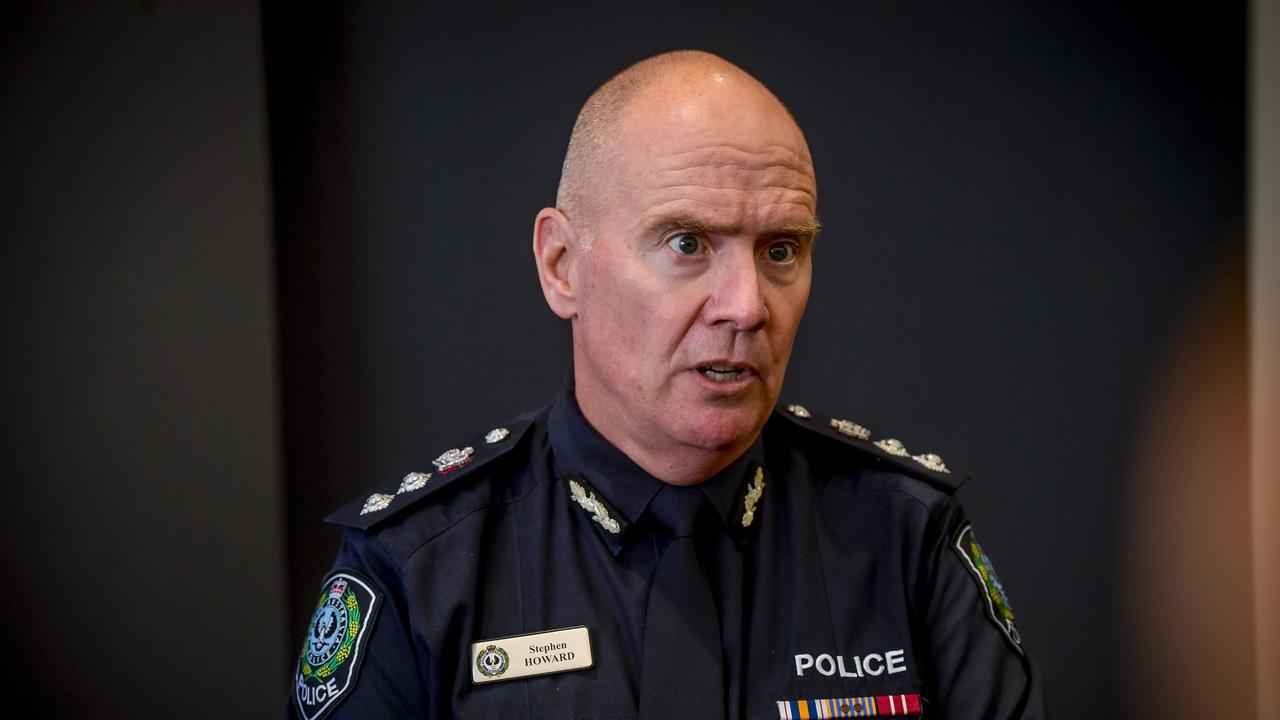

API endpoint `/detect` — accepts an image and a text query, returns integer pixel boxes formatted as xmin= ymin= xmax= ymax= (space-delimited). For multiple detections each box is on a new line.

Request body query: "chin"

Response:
xmin=672 ymin=405 xmax=766 ymax=452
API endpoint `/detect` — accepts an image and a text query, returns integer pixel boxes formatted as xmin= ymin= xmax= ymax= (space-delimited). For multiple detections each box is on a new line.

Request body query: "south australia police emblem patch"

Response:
xmin=294 ymin=570 xmax=382 ymax=720
xmin=953 ymin=524 xmax=1022 ymax=653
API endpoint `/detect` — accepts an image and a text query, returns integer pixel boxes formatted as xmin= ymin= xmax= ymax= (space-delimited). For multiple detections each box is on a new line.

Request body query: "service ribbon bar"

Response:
xmin=776 ymin=693 xmax=922 ymax=719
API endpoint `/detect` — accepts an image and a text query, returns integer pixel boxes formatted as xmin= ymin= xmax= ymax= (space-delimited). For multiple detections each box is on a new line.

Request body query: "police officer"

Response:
xmin=287 ymin=50 xmax=1046 ymax=719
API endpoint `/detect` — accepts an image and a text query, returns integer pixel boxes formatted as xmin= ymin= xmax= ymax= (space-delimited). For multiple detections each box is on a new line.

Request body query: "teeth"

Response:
xmin=700 ymin=366 xmax=743 ymax=382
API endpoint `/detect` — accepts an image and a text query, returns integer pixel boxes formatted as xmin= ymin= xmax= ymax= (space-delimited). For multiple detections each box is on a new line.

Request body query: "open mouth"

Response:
xmin=698 ymin=364 xmax=749 ymax=382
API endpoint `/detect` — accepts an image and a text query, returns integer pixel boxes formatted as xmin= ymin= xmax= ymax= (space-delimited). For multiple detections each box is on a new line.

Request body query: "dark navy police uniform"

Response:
xmin=288 ymin=384 xmax=1046 ymax=719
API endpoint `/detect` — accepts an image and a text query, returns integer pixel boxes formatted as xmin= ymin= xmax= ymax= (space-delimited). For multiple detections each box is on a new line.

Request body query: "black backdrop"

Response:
xmin=263 ymin=3 xmax=1244 ymax=718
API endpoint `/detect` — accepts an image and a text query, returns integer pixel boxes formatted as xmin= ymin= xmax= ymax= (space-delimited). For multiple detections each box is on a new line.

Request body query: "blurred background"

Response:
xmin=2 ymin=2 xmax=1275 ymax=718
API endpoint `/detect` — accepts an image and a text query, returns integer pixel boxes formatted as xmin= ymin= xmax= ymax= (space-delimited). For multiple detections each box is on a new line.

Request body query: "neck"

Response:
xmin=604 ymin=429 xmax=745 ymax=486
xmin=572 ymin=371 xmax=758 ymax=487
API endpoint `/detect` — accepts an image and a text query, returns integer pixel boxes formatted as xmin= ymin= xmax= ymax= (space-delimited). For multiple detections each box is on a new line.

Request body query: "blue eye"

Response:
xmin=667 ymin=233 xmax=702 ymax=255
xmin=767 ymin=242 xmax=796 ymax=262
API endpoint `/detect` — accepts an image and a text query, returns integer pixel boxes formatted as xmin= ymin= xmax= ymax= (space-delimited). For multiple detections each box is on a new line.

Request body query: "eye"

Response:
xmin=666 ymin=233 xmax=703 ymax=256
xmin=766 ymin=242 xmax=797 ymax=263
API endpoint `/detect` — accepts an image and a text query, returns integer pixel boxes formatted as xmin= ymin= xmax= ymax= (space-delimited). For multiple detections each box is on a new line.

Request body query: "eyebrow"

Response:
xmin=655 ymin=215 xmax=822 ymax=241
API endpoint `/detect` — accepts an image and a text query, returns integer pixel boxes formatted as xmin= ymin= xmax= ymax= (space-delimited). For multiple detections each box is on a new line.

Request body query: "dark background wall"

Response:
xmin=265 ymin=4 xmax=1243 ymax=718
xmin=1 ymin=2 xmax=287 ymax=717
xmin=3 ymin=2 xmax=1245 ymax=718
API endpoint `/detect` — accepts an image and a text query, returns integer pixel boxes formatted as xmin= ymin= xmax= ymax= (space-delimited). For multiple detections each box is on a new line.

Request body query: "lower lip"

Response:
xmin=688 ymin=368 xmax=757 ymax=393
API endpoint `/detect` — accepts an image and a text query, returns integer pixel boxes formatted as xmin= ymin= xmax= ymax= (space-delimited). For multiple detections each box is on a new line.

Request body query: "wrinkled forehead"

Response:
xmin=612 ymin=71 xmax=816 ymax=199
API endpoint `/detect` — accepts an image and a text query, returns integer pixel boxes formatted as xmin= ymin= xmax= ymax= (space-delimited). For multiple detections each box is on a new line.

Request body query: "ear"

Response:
xmin=532 ymin=207 xmax=581 ymax=320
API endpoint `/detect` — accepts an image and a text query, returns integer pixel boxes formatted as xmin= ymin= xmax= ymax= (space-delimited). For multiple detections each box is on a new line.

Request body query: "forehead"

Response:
xmin=645 ymin=143 xmax=816 ymax=222
xmin=608 ymin=73 xmax=817 ymax=229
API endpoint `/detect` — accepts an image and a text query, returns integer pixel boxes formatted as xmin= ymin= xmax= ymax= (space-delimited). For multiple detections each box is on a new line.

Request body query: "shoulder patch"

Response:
xmin=293 ymin=569 xmax=383 ymax=720
xmin=325 ymin=416 xmax=535 ymax=530
xmin=774 ymin=402 xmax=967 ymax=491
xmin=953 ymin=523 xmax=1023 ymax=654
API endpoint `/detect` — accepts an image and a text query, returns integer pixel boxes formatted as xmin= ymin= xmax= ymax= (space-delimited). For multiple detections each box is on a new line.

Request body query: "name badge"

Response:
xmin=471 ymin=626 xmax=594 ymax=684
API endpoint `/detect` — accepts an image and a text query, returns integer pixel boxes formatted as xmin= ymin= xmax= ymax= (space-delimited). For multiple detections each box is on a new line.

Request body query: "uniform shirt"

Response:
xmin=288 ymin=384 xmax=1046 ymax=719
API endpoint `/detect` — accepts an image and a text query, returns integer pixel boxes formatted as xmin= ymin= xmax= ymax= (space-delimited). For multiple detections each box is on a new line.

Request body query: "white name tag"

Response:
xmin=471 ymin=626 xmax=594 ymax=684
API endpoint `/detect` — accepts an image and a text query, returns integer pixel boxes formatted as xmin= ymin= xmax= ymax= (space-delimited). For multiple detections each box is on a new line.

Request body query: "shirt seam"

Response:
xmin=379 ymin=469 xmax=556 ymax=571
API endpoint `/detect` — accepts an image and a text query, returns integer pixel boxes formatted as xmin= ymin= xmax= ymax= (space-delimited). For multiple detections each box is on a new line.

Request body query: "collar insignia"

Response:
xmin=741 ymin=467 xmax=765 ymax=527
xmin=568 ymin=479 xmax=621 ymax=534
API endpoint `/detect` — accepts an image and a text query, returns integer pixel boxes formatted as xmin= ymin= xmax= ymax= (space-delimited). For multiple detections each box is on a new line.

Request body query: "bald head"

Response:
xmin=556 ymin=50 xmax=809 ymax=245
xmin=532 ymin=50 xmax=817 ymax=483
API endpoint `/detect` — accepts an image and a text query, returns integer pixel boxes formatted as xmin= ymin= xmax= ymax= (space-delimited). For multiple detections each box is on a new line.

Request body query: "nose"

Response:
xmin=703 ymin=251 xmax=769 ymax=331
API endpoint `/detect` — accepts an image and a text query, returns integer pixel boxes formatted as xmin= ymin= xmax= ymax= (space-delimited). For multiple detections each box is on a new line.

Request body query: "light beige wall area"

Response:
xmin=1252 ymin=1 xmax=1280 ymax=717
xmin=1118 ymin=10 xmax=1274 ymax=716
xmin=1122 ymin=250 xmax=1255 ymax=718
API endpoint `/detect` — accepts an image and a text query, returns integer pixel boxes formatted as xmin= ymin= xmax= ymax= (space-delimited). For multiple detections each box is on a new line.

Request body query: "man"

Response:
xmin=288 ymin=50 xmax=1045 ymax=719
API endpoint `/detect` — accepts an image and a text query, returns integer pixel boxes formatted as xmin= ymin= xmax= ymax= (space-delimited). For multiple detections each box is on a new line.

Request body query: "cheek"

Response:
xmin=765 ymin=279 xmax=811 ymax=352
xmin=577 ymin=256 xmax=654 ymax=370
xmin=587 ymin=255 xmax=689 ymax=340
xmin=786 ymin=286 xmax=811 ymax=336
xmin=771 ymin=270 xmax=811 ymax=319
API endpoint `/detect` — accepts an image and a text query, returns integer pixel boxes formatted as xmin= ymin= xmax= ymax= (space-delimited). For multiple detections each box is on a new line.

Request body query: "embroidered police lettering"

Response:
xmin=793 ymin=650 xmax=909 ymax=677
xmin=815 ymin=654 xmax=836 ymax=675
xmin=835 ymin=655 xmax=858 ymax=677
xmin=795 ymin=654 xmax=814 ymax=676
xmin=885 ymin=649 xmax=906 ymax=674
xmin=296 ymin=675 xmax=340 ymax=705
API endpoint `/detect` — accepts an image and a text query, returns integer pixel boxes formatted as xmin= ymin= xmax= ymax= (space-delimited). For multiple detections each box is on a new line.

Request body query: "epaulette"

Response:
xmin=325 ymin=415 xmax=536 ymax=530
xmin=774 ymin=402 xmax=968 ymax=492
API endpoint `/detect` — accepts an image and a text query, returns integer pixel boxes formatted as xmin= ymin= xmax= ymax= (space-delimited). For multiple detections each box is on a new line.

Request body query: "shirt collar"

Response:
xmin=547 ymin=379 xmax=766 ymax=554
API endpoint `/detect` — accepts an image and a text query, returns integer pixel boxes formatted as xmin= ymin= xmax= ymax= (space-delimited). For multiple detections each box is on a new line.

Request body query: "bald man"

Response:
xmin=287 ymin=51 xmax=1045 ymax=720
